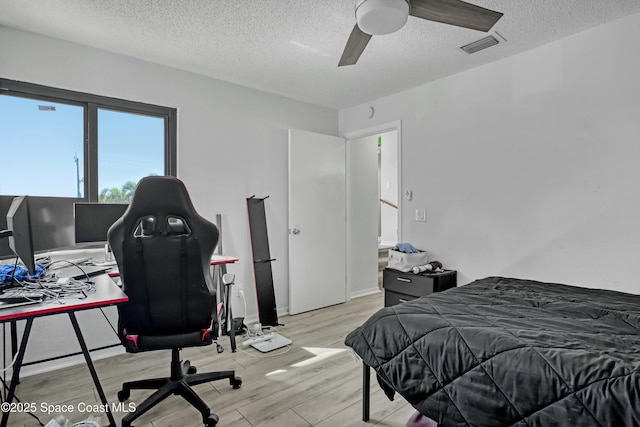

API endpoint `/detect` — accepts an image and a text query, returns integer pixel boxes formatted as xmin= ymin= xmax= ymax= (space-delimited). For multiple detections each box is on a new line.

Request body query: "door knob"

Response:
xmin=292 ymin=228 xmax=300 ymax=235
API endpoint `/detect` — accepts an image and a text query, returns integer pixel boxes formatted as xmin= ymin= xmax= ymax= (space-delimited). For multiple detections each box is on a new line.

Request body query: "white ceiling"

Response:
xmin=1 ymin=1 xmax=639 ymax=109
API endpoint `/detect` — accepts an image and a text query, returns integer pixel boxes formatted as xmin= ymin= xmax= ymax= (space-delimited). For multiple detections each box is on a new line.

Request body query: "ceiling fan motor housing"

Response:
xmin=356 ymin=0 xmax=410 ymax=35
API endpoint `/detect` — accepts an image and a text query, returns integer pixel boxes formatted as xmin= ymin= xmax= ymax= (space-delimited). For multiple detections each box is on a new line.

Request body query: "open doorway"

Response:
xmin=377 ymin=130 xmax=398 ymax=288
xmin=345 ymin=122 xmax=401 ymax=296
xmin=378 ymin=130 xmax=399 ymax=247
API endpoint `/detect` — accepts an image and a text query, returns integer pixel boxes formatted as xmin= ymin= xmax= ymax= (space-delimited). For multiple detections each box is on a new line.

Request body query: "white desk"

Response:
xmin=0 ymin=273 xmax=127 ymax=427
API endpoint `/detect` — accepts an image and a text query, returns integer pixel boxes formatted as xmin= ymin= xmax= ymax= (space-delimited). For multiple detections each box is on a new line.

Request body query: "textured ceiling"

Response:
xmin=1 ymin=1 xmax=640 ymax=109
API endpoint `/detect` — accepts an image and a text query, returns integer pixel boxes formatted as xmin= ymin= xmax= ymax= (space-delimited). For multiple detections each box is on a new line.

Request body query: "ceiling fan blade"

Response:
xmin=338 ymin=24 xmax=373 ymax=67
xmin=409 ymin=0 xmax=503 ymax=32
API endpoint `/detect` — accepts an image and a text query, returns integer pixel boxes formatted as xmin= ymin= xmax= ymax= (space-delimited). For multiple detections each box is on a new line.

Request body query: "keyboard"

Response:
xmin=0 ymin=289 xmax=46 ymax=303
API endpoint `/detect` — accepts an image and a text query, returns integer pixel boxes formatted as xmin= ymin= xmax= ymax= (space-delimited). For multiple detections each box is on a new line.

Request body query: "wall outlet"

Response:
xmin=415 ymin=209 xmax=426 ymax=222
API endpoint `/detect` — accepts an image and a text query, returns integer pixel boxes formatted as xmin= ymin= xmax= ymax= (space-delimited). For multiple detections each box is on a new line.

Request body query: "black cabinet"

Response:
xmin=383 ymin=268 xmax=457 ymax=307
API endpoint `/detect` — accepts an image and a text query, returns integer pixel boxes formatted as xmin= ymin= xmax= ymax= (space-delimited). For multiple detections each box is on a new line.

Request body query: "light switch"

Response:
xmin=415 ymin=209 xmax=426 ymax=222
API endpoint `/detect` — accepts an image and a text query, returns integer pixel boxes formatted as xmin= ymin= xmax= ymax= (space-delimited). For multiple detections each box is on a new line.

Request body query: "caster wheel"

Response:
xmin=187 ymin=365 xmax=197 ymax=374
xmin=117 ymin=389 xmax=130 ymax=402
xmin=231 ymin=376 xmax=242 ymax=389
xmin=204 ymin=413 xmax=219 ymax=426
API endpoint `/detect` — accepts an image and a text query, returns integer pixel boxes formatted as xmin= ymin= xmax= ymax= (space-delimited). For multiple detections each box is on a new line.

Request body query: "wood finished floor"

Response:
xmin=5 ymin=293 xmax=415 ymax=427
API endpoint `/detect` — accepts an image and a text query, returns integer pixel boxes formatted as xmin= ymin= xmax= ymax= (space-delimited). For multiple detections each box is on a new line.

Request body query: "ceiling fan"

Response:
xmin=338 ymin=0 xmax=504 ymax=66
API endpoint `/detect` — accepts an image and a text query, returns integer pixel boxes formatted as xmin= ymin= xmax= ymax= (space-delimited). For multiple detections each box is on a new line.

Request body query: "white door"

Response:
xmin=288 ymin=129 xmax=346 ymax=314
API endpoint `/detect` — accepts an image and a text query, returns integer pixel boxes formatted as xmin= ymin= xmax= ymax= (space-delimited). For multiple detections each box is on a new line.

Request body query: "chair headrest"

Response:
xmin=121 ymin=176 xmax=204 ymax=233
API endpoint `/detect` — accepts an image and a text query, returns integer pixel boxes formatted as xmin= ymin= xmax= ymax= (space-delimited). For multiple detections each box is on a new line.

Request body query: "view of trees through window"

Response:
xmin=99 ymin=180 xmax=137 ymax=203
xmin=97 ymin=108 xmax=165 ymax=203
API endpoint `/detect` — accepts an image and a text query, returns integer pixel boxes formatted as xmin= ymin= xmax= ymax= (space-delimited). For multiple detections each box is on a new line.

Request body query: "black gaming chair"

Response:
xmin=107 ymin=176 xmax=241 ymax=427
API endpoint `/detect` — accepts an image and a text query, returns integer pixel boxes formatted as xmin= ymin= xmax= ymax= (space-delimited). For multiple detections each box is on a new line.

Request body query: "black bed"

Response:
xmin=344 ymin=276 xmax=640 ymax=426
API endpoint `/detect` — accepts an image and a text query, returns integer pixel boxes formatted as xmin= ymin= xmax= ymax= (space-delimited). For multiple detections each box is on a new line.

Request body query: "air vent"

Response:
xmin=460 ymin=35 xmax=499 ymax=54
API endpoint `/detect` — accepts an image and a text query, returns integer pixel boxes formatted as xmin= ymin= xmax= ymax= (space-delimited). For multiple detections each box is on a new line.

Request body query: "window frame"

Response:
xmin=0 ymin=78 xmax=177 ymax=201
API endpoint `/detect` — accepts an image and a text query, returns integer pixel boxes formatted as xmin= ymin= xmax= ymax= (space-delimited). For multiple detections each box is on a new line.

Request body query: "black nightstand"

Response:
xmin=383 ymin=268 xmax=457 ymax=307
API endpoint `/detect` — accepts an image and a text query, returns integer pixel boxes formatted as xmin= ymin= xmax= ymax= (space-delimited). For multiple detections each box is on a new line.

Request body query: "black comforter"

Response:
xmin=344 ymin=277 xmax=640 ymax=426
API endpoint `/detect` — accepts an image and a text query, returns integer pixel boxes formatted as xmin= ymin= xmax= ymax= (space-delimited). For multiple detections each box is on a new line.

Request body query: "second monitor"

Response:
xmin=74 ymin=203 xmax=128 ymax=244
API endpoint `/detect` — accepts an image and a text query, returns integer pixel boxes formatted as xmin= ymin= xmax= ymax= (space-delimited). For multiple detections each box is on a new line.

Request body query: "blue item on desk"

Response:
xmin=0 ymin=263 xmax=46 ymax=281
xmin=394 ymin=243 xmax=421 ymax=254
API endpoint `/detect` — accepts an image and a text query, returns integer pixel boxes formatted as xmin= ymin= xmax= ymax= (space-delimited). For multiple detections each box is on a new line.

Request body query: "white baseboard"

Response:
xmin=350 ymin=288 xmax=381 ymax=299
xmin=235 ymin=306 xmax=288 ymax=329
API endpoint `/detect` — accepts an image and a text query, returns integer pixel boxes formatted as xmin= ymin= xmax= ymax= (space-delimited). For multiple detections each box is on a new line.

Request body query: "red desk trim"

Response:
xmin=0 ymin=274 xmax=128 ymax=322
xmin=108 ymin=255 xmax=238 ymax=278
xmin=0 ymin=296 xmax=129 ymax=322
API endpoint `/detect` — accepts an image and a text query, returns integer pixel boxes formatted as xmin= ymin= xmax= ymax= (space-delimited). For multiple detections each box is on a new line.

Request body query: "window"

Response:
xmin=0 ymin=97 xmax=84 ymax=197
xmin=98 ymin=109 xmax=166 ymax=202
xmin=0 ymin=79 xmax=176 ymax=202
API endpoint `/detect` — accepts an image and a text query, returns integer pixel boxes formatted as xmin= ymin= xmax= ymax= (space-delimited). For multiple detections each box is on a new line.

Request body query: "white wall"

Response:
xmin=340 ymin=12 xmax=640 ymax=294
xmin=0 ymin=26 xmax=337 ymax=371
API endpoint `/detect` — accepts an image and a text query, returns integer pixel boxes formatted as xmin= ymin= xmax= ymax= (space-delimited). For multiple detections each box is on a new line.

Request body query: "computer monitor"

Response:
xmin=6 ymin=196 xmax=36 ymax=275
xmin=74 ymin=203 xmax=128 ymax=244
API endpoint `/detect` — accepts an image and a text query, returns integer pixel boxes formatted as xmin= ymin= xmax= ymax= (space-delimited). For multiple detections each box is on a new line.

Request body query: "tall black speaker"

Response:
xmin=246 ymin=196 xmax=279 ymax=327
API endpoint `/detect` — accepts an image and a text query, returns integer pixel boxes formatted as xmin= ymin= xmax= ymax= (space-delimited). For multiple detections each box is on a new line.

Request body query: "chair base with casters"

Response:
xmin=117 ymin=348 xmax=242 ymax=427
